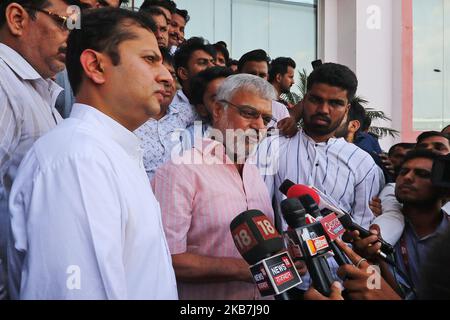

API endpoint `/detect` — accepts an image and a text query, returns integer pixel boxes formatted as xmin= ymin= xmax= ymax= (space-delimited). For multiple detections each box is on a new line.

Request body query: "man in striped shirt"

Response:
xmin=152 ymin=74 xmax=277 ymax=300
xmin=258 ymin=63 xmax=385 ymax=231
xmin=0 ymin=0 xmax=79 ymax=299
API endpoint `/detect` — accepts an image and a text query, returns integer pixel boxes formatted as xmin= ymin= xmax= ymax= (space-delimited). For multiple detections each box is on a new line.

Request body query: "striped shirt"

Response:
xmin=257 ymin=129 xmax=385 ymax=229
xmin=0 ymin=43 xmax=62 ymax=298
xmin=152 ymin=138 xmax=274 ymax=300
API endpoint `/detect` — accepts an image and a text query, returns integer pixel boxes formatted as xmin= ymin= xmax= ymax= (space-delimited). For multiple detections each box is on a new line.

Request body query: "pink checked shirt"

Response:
xmin=152 ymin=139 xmax=274 ymax=300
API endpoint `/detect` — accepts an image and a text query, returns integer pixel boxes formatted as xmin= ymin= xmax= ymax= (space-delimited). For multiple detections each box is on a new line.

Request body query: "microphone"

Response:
xmin=230 ymin=210 xmax=302 ymax=299
xmin=279 ymin=179 xmax=343 ymax=215
xmin=298 ymin=195 xmax=349 ymax=266
xmin=280 ymin=198 xmax=333 ymax=296
xmin=280 ymin=180 xmax=394 ymax=256
xmin=338 ymin=215 xmax=394 ymax=255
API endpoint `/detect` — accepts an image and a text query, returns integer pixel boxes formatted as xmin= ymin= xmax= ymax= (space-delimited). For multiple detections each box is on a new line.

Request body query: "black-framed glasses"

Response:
xmin=219 ymin=100 xmax=277 ymax=127
xmin=24 ymin=6 xmax=74 ymax=31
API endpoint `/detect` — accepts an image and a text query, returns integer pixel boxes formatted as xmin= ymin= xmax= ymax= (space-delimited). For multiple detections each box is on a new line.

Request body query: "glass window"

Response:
xmin=134 ymin=0 xmax=318 ymax=95
xmin=413 ymin=0 xmax=450 ymax=131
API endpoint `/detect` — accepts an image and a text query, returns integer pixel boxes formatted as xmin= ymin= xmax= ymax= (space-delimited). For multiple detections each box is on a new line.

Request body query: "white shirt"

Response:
xmin=0 ymin=43 xmax=62 ymax=299
xmin=272 ymin=100 xmax=290 ymax=123
xmin=8 ymin=104 xmax=178 ymax=300
xmin=257 ymin=129 xmax=385 ymax=229
xmin=135 ymin=89 xmax=199 ymax=180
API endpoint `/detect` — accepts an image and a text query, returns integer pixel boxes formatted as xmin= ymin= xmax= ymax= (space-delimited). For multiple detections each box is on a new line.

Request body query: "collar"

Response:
xmin=0 ymin=43 xmax=42 ymax=80
xmin=70 ymin=103 xmax=143 ymax=159
xmin=404 ymin=211 xmax=449 ymax=242
xmin=299 ymin=128 xmax=341 ymax=146
xmin=176 ymin=89 xmax=190 ymax=104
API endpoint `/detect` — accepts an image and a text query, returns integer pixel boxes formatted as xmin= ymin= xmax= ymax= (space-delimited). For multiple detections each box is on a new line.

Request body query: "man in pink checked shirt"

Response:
xmin=152 ymin=74 xmax=277 ymax=300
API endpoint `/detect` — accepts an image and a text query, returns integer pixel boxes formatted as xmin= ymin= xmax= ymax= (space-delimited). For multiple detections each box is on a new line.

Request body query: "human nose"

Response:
xmin=157 ymin=64 xmax=173 ymax=85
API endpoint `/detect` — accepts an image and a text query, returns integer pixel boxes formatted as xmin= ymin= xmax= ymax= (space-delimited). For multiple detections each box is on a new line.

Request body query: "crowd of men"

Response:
xmin=0 ymin=0 xmax=449 ymax=300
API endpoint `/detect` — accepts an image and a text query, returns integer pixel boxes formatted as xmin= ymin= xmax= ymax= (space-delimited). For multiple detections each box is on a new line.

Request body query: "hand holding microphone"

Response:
xmin=279 ymin=179 xmax=394 ymax=259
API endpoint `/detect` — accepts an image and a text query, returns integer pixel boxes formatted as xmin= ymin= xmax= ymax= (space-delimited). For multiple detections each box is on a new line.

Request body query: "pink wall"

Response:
xmin=402 ymin=0 xmax=422 ymax=142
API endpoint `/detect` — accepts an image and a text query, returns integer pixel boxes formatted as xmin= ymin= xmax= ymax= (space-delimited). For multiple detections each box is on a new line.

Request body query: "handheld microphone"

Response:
xmin=279 ymin=179 xmax=344 ymax=215
xmin=230 ymin=210 xmax=302 ymax=299
xmin=280 ymin=198 xmax=333 ymax=296
xmin=298 ymin=195 xmax=349 ymax=266
xmin=280 ymin=180 xmax=394 ymax=256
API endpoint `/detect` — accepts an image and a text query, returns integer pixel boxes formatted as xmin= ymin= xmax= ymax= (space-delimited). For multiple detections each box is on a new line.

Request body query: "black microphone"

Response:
xmin=230 ymin=210 xmax=302 ymax=299
xmin=280 ymin=198 xmax=333 ymax=296
xmin=338 ymin=214 xmax=394 ymax=255
xmin=298 ymin=195 xmax=350 ymax=266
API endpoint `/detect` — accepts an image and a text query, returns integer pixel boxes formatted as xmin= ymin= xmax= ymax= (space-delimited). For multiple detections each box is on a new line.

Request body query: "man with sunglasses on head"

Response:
xmin=0 ymin=0 xmax=80 ymax=300
xmin=152 ymin=74 xmax=277 ymax=300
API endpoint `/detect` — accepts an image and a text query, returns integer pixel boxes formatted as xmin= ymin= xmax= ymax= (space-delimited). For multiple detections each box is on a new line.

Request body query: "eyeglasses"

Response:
xmin=24 ymin=6 xmax=74 ymax=31
xmin=219 ymin=100 xmax=277 ymax=127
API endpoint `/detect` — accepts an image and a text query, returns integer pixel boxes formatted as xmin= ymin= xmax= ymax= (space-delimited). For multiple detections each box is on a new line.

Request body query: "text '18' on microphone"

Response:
xmin=230 ymin=210 xmax=302 ymax=299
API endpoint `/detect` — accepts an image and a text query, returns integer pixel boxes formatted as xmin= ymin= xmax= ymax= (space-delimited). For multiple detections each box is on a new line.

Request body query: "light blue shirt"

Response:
xmin=134 ymin=89 xmax=199 ymax=180
xmin=393 ymin=213 xmax=449 ymax=294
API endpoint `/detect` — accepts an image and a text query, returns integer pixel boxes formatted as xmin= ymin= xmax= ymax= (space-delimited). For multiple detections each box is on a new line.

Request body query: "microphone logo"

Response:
xmin=231 ymin=222 xmax=258 ymax=254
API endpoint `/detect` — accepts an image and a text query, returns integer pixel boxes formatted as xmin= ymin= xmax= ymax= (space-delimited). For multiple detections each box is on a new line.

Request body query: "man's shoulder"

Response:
xmin=32 ymin=120 xmax=112 ymax=168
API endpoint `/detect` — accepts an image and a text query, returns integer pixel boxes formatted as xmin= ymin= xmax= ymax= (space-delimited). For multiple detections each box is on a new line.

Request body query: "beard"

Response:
xmin=303 ymin=113 xmax=345 ymax=136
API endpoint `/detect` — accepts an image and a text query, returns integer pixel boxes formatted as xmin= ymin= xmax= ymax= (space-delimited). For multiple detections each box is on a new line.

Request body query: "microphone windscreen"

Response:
xmin=279 ymin=179 xmax=295 ymax=196
xmin=230 ymin=210 xmax=283 ymax=265
xmin=286 ymin=184 xmax=321 ymax=205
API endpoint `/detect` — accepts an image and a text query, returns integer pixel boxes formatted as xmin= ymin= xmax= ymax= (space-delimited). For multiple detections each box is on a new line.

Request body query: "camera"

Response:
xmin=432 ymin=155 xmax=450 ymax=189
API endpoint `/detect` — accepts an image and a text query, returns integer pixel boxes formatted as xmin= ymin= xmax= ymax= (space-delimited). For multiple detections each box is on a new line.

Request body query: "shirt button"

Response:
xmin=316 ymin=163 xmax=319 ymax=167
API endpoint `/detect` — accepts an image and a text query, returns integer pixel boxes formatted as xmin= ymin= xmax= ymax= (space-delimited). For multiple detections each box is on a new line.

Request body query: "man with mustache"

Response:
xmin=347 ymin=150 xmax=450 ymax=298
xmin=168 ymin=8 xmax=188 ymax=53
xmin=7 ymin=8 xmax=177 ymax=299
xmin=257 ymin=62 xmax=385 ymax=292
xmin=373 ymin=131 xmax=450 ymax=245
xmin=152 ymin=74 xmax=276 ymax=300
xmin=0 ymin=0 xmax=80 ymax=300
xmin=259 ymin=62 xmax=384 ymax=230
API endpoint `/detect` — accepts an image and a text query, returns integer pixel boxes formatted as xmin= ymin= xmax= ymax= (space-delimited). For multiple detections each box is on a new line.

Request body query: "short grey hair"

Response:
xmin=216 ymin=74 xmax=277 ymax=103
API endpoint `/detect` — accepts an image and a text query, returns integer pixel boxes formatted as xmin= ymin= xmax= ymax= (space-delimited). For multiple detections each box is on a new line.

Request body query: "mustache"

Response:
xmin=311 ymin=114 xmax=331 ymax=123
xmin=398 ymin=183 xmax=418 ymax=192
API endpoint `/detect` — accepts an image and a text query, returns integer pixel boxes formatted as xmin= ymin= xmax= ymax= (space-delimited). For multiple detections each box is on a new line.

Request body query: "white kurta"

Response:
xmin=8 ymin=104 xmax=178 ymax=300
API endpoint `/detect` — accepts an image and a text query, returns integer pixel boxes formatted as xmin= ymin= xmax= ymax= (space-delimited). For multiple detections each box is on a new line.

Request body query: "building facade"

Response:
xmin=129 ymin=0 xmax=450 ymax=149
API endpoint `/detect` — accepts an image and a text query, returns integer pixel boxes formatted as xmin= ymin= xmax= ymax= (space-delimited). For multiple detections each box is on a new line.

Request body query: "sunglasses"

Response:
xmin=23 ymin=6 xmax=76 ymax=31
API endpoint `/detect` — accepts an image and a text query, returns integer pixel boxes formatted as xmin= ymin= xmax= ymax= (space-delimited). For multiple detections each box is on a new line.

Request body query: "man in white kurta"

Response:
xmin=8 ymin=103 xmax=178 ymax=299
xmin=7 ymin=8 xmax=178 ymax=300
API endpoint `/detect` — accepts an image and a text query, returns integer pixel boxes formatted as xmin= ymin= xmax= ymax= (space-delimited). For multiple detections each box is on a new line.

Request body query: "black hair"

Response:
xmin=190 ymin=66 xmax=233 ymax=106
xmin=417 ymin=131 xmax=450 ymax=145
xmin=139 ymin=6 xmax=168 ymax=23
xmin=214 ymin=42 xmax=230 ymax=65
xmin=237 ymin=49 xmax=270 ymax=72
xmin=268 ymin=57 xmax=296 ymax=83
xmin=401 ymin=149 xmax=440 ymax=166
xmin=66 ymin=7 xmax=156 ymax=95
xmin=190 ymin=66 xmax=233 ymax=122
xmin=174 ymin=8 xmax=189 ymax=23
xmin=347 ymin=100 xmax=366 ymax=134
xmin=173 ymin=37 xmax=216 ymax=82
xmin=419 ymin=228 xmax=450 ymax=300
xmin=0 ymin=0 xmax=80 ymax=27
xmin=140 ymin=0 xmax=176 ymax=14
xmin=388 ymin=143 xmax=416 ymax=157
xmin=160 ymin=46 xmax=173 ymax=66
xmin=360 ymin=114 xmax=372 ymax=132
xmin=228 ymin=59 xmax=238 ymax=68
xmin=306 ymin=63 xmax=358 ymax=101
xmin=443 ymin=124 xmax=450 ymax=133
